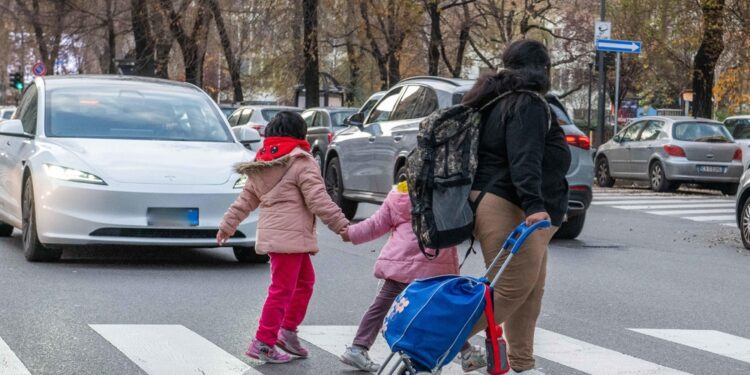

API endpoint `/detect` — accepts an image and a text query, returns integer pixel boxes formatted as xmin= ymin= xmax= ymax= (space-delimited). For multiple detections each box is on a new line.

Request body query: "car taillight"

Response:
xmin=663 ymin=144 xmax=686 ymax=157
xmin=565 ymin=134 xmax=591 ymax=150
xmin=734 ymin=148 xmax=742 ymax=161
xmin=569 ymin=185 xmax=590 ymax=192
xmin=328 ymin=132 xmax=333 ymax=143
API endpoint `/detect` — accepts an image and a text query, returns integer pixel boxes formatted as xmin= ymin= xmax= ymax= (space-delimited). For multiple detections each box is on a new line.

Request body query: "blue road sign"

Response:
xmin=596 ymin=39 xmax=641 ymax=54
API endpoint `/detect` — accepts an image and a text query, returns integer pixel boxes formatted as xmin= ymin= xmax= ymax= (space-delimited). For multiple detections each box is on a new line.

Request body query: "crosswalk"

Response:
xmin=591 ymin=192 xmax=737 ymax=227
xmin=3 ymin=324 xmax=750 ymax=374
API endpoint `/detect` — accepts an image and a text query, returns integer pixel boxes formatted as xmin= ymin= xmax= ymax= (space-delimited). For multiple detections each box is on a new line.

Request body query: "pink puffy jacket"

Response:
xmin=219 ymin=148 xmax=348 ymax=255
xmin=348 ymin=190 xmax=459 ymax=284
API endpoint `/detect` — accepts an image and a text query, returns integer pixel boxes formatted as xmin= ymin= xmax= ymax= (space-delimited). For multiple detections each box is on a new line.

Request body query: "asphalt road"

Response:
xmin=1 ymin=187 xmax=749 ymax=375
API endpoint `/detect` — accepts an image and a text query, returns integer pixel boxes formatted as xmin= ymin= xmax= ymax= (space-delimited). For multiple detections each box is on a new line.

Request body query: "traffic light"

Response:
xmin=9 ymin=72 xmax=23 ymax=91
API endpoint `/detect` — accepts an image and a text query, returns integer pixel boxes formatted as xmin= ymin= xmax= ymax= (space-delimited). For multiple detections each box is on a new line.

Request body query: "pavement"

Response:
xmin=1 ymin=187 xmax=749 ymax=374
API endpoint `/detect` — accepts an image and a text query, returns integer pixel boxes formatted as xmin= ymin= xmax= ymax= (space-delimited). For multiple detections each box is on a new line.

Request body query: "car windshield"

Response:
xmin=45 ymin=84 xmax=233 ymax=142
xmin=261 ymin=108 xmax=302 ymax=121
xmin=726 ymin=118 xmax=750 ymax=140
xmin=220 ymin=107 xmax=237 ymax=118
xmin=672 ymin=122 xmax=732 ymax=143
xmin=330 ymin=110 xmax=358 ymax=127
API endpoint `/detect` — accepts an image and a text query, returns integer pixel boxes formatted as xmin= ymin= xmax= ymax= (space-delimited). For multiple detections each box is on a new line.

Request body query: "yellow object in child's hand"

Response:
xmin=396 ymin=181 xmax=408 ymax=193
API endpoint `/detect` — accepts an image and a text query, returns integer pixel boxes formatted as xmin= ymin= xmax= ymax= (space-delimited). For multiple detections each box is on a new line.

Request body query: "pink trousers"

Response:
xmin=255 ymin=253 xmax=315 ymax=347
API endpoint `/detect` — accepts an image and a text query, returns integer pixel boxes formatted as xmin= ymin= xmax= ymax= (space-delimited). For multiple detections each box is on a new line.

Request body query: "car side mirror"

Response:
xmin=345 ymin=112 xmax=364 ymax=127
xmin=0 ymin=120 xmax=30 ymax=138
xmin=613 ymin=135 xmax=622 ymax=143
xmin=234 ymin=127 xmax=262 ymax=150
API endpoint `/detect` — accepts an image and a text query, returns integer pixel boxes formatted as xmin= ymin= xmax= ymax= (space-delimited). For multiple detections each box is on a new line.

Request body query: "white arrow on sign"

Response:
xmin=598 ymin=41 xmax=639 ymax=51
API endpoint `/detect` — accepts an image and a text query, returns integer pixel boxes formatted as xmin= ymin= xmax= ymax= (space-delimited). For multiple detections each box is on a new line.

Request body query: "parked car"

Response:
xmin=302 ymin=107 xmax=359 ymax=170
xmin=595 ymin=116 xmax=743 ymax=194
xmin=723 ymin=115 xmax=750 ymax=169
xmin=344 ymin=91 xmax=385 ymax=126
xmin=324 ymin=76 xmax=593 ymax=239
xmin=227 ymin=105 xmax=302 ymax=137
xmin=0 ymin=75 xmax=264 ymax=263
xmin=0 ymin=106 xmax=15 ymax=120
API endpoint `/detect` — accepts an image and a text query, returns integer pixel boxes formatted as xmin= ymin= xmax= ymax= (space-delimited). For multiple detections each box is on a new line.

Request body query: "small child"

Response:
xmin=217 ymin=111 xmax=349 ymax=364
xmin=339 ymin=181 xmax=486 ymax=373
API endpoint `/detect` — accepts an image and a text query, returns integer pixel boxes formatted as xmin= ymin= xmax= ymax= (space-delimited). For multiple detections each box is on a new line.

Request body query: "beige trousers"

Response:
xmin=469 ymin=192 xmax=557 ymax=371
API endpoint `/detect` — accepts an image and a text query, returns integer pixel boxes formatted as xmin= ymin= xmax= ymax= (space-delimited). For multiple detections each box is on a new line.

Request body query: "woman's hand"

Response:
xmin=525 ymin=211 xmax=551 ymax=227
xmin=216 ymin=230 xmax=231 ymax=246
xmin=340 ymin=227 xmax=351 ymax=242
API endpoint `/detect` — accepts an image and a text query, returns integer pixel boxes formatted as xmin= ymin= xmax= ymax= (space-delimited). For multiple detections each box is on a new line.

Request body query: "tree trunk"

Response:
xmin=206 ymin=0 xmax=243 ymax=103
xmin=150 ymin=1 xmax=172 ymax=79
xmin=426 ymin=0 xmax=441 ymax=76
xmin=105 ymin=0 xmax=116 ymax=74
xmin=158 ymin=0 xmax=210 ymax=86
xmin=130 ymin=0 xmax=155 ymax=76
xmin=302 ymin=0 xmax=320 ymax=108
xmin=344 ymin=0 xmax=361 ymax=105
xmin=692 ymin=0 xmax=725 ymax=118
xmin=388 ymin=52 xmax=400 ymax=87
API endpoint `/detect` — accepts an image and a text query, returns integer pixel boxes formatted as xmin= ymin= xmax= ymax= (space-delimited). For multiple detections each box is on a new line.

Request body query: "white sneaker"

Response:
xmin=340 ymin=346 xmax=380 ymax=372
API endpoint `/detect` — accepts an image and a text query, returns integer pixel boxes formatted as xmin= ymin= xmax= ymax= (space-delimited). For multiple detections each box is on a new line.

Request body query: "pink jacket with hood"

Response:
xmin=219 ymin=147 xmax=348 ymax=254
xmin=348 ymin=189 xmax=459 ymax=284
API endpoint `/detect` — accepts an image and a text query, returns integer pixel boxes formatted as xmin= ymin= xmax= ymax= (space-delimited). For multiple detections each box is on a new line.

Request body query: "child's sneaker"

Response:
xmin=276 ymin=328 xmax=309 ymax=358
xmin=246 ymin=339 xmax=292 ymax=363
xmin=340 ymin=345 xmax=380 ymax=372
xmin=460 ymin=344 xmax=487 ymax=372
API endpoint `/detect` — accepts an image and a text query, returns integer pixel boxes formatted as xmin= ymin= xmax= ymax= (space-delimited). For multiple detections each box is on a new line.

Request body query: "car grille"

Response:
xmin=89 ymin=228 xmax=246 ymax=239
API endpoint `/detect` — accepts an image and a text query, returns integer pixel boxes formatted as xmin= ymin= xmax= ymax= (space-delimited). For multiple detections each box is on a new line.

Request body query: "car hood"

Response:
xmin=45 ymin=138 xmax=252 ymax=185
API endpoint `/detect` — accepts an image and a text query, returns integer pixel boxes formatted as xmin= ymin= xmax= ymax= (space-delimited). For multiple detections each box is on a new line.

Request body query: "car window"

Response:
xmin=360 ymin=97 xmax=379 ymax=117
xmin=227 ymin=110 xmax=241 ymax=127
xmin=391 ymin=86 xmax=421 ymax=121
xmin=549 ymin=103 xmax=573 ymax=125
xmin=410 ymin=87 xmax=439 ymax=118
xmin=15 ymin=84 xmax=38 ymax=134
xmin=314 ymin=112 xmax=326 ymax=128
xmin=367 ymin=87 xmax=402 ymax=124
xmin=673 ymin=122 xmax=732 ymax=143
xmin=261 ymin=108 xmax=301 ymax=122
xmin=238 ymin=109 xmax=252 ymax=125
xmin=620 ymin=121 xmax=645 ymax=142
xmin=2 ymin=110 xmax=13 ymax=119
xmin=638 ymin=121 xmax=664 ymax=141
xmin=330 ymin=110 xmax=357 ymax=127
xmin=301 ymin=110 xmax=316 ymax=128
xmin=727 ymin=119 xmax=750 ymax=140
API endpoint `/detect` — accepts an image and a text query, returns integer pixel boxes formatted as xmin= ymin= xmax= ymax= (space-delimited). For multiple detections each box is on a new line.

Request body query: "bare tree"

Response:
xmin=13 ymin=0 xmax=69 ymax=70
xmin=302 ymin=0 xmax=320 ymax=108
xmin=158 ymin=0 xmax=212 ymax=86
xmin=206 ymin=0 xmax=243 ymax=102
xmin=692 ymin=0 xmax=726 ymax=118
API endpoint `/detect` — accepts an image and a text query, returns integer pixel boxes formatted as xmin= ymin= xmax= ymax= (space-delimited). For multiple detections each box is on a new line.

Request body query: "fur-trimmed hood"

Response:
xmin=233 ymin=147 xmax=310 ymax=176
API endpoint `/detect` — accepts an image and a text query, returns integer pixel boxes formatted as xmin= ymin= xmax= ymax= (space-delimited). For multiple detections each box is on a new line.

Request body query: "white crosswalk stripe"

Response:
xmin=90 ymin=324 xmax=258 ymax=375
xmin=593 ymin=192 xmax=737 ymax=226
xmin=631 ymin=329 xmax=750 ymax=364
xmin=0 ymin=335 xmax=31 ymax=375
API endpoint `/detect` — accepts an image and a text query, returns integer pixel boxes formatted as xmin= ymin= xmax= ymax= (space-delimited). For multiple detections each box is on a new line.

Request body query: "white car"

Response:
xmin=227 ymin=105 xmax=302 ymax=138
xmin=724 ymin=115 xmax=750 ymax=170
xmin=0 ymin=76 xmax=264 ymax=263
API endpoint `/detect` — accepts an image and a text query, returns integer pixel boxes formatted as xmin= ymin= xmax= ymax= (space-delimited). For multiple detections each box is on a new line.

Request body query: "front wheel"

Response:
xmin=325 ymin=157 xmax=358 ymax=220
xmin=233 ymin=246 xmax=269 ymax=263
xmin=595 ymin=157 xmax=616 ymax=188
xmin=22 ymin=179 xmax=62 ymax=262
xmin=649 ymin=162 xmax=677 ymax=192
xmin=554 ymin=212 xmax=586 ymax=239
xmin=741 ymin=198 xmax=750 ymax=250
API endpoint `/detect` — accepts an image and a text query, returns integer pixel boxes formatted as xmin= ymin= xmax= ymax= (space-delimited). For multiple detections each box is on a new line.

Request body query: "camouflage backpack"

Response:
xmin=406 ymin=90 xmax=550 ymax=257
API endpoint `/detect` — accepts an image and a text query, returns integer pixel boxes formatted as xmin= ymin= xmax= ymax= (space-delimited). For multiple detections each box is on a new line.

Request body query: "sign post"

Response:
xmin=596 ymin=39 xmax=641 ymax=134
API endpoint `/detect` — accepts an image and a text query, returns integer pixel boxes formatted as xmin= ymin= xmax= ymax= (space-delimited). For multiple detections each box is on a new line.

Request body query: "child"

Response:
xmin=217 ymin=111 xmax=350 ymax=364
xmin=339 ymin=181 xmax=486 ymax=373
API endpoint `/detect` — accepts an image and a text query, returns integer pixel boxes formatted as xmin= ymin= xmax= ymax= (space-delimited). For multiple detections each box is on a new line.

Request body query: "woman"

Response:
xmin=463 ymin=39 xmax=571 ymax=374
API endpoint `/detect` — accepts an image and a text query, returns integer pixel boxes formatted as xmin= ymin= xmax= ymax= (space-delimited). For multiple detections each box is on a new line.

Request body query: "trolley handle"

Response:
xmin=502 ymin=220 xmax=551 ymax=255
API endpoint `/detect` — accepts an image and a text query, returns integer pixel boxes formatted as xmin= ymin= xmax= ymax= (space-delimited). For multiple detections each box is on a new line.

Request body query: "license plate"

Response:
xmin=147 ymin=208 xmax=199 ymax=227
xmin=696 ymin=165 xmax=726 ymax=174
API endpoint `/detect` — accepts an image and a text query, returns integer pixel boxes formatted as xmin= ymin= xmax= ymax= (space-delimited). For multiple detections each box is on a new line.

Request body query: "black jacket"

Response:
xmin=472 ymin=94 xmax=571 ymax=226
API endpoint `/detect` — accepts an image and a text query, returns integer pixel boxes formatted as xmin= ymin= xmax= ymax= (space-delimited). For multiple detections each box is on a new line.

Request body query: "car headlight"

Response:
xmin=234 ymin=175 xmax=248 ymax=189
xmin=43 ymin=164 xmax=107 ymax=185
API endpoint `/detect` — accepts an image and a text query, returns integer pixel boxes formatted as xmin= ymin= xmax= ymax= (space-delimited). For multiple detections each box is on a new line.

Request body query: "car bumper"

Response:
xmin=34 ymin=179 xmax=257 ymax=247
xmin=663 ymin=159 xmax=743 ymax=183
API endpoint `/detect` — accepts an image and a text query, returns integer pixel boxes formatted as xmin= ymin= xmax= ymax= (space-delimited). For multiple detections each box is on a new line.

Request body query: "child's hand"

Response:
xmin=216 ymin=229 xmax=231 ymax=246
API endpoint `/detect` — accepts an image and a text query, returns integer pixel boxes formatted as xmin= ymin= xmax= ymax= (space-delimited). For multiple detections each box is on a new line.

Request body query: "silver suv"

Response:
xmin=325 ymin=76 xmax=593 ymax=239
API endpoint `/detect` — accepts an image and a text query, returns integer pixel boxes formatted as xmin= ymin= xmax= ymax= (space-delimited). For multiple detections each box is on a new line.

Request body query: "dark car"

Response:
xmin=302 ymin=107 xmax=359 ymax=170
